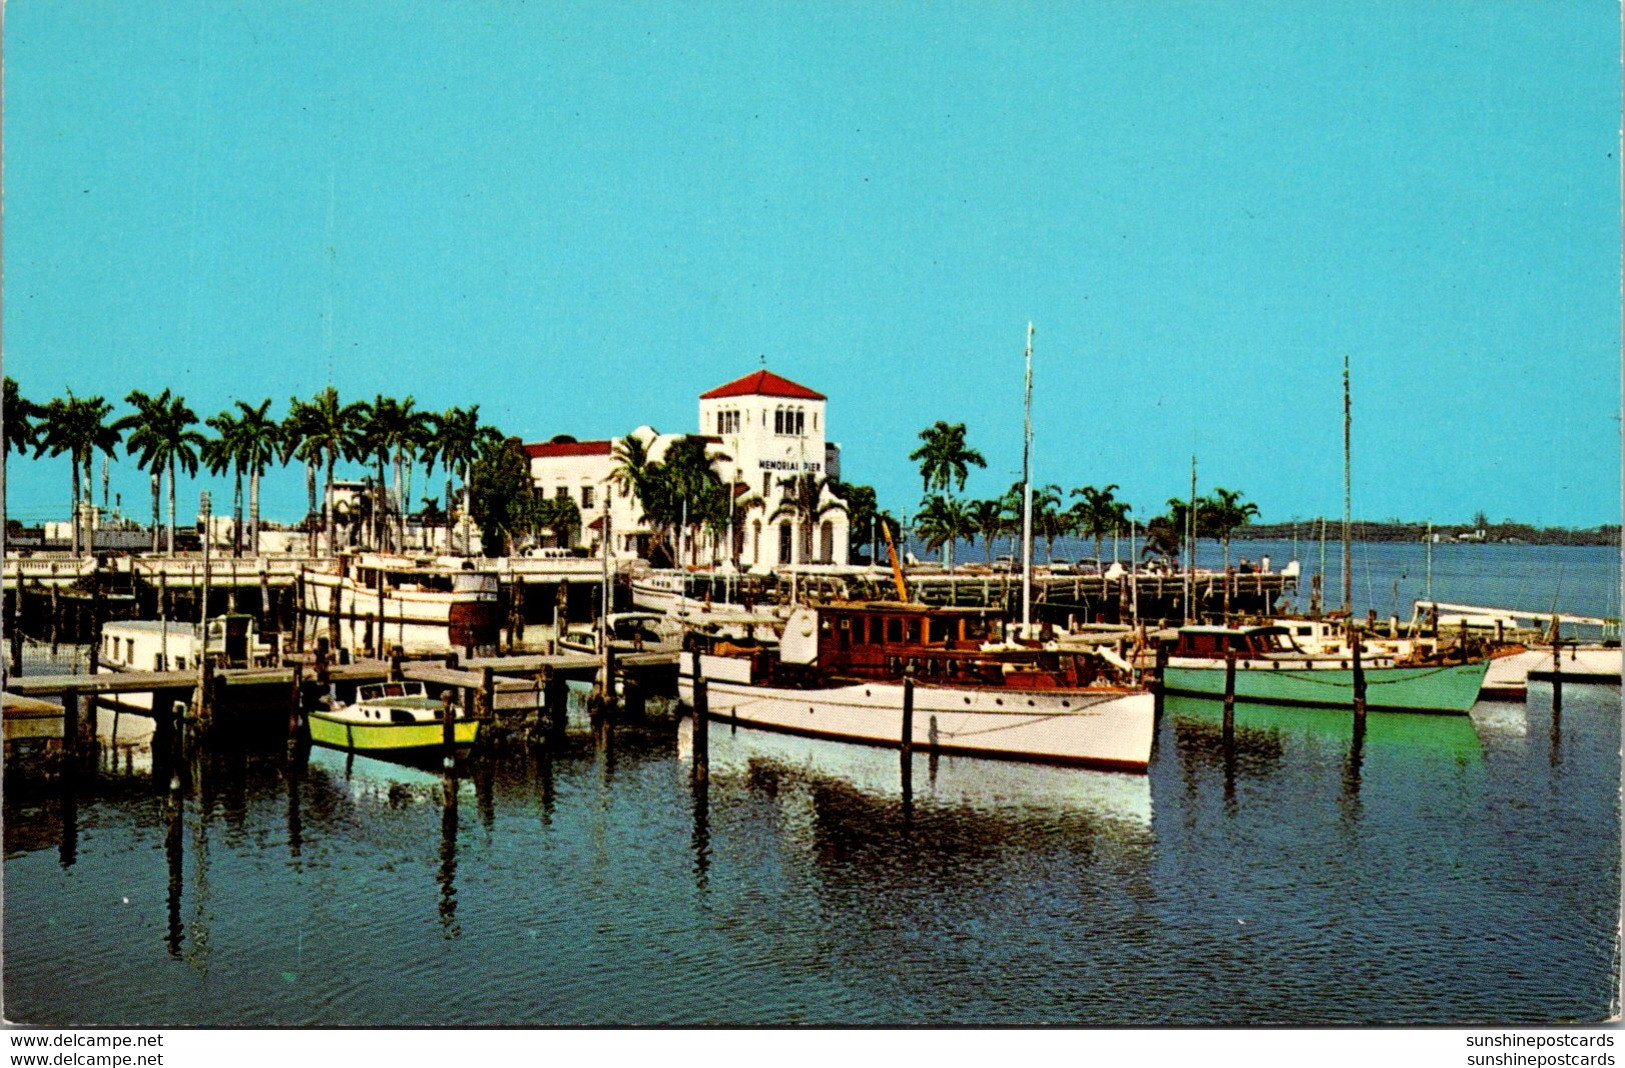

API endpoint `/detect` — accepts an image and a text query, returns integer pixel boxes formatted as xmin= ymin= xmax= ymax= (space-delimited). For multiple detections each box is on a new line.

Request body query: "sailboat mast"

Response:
xmin=1186 ymin=456 xmax=1197 ymax=624
xmin=1021 ymin=322 xmax=1034 ymax=635
xmin=1342 ymin=354 xmax=1352 ymax=616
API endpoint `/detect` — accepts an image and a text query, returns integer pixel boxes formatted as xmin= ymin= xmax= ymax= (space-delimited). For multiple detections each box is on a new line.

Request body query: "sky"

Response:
xmin=4 ymin=1 xmax=1620 ymax=531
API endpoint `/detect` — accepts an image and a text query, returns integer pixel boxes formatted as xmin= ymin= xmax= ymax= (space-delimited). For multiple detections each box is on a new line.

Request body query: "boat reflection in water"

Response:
xmin=678 ymin=715 xmax=1153 ymax=841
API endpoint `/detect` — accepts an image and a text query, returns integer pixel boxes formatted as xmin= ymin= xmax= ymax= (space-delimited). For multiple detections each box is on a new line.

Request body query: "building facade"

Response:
xmin=525 ymin=370 xmax=848 ymax=571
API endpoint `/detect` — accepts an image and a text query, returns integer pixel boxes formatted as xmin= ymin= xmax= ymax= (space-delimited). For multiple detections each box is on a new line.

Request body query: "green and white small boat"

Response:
xmin=307 ymin=681 xmax=479 ymax=753
xmin=1161 ymin=625 xmax=1489 ymax=714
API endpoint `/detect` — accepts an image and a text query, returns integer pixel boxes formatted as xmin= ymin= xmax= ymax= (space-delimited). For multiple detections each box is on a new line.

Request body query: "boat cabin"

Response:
xmin=809 ymin=601 xmax=1109 ymax=688
xmin=351 ymin=681 xmax=442 ymax=724
xmin=1172 ymin=625 xmax=1302 ymax=659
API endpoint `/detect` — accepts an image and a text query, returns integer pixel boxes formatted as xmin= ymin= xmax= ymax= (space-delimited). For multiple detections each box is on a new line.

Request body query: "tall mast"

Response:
xmin=1185 ymin=455 xmax=1197 ymax=624
xmin=1342 ymin=354 xmax=1352 ymax=616
xmin=1021 ymin=322 xmax=1034 ymax=636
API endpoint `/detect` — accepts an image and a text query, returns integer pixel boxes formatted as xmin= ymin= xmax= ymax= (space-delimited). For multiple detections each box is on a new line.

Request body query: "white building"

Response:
xmin=525 ymin=369 xmax=848 ymax=571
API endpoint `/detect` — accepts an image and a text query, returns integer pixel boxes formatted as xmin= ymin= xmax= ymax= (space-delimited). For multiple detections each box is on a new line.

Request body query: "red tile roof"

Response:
xmin=523 ymin=440 xmax=613 ymax=459
xmin=699 ymin=370 xmax=826 ymax=401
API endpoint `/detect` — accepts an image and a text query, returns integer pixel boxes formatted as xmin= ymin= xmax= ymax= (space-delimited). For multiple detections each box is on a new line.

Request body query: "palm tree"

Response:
xmin=1070 ymin=484 xmax=1132 ymax=563
xmin=1202 ymin=487 xmax=1260 ymax=573
xmin=4 ymin=378 xmax=40 ymax=460
xmin=1030 ymin=483 xmax=1066 ymax=562
xmin=300 ymin=387 xmax=365 ymax=556
xmin=1142 ymin=516 xmax=1182 ymax=569
xmin=232 ymin=400 xmax=281 ymax=557
xmin=357 ymin=395 xmax=399 ymax=550
xmin=281 ymin=398 xmax=323 ymax=551
xmin=111 ymin=390 xmax=201 ymax=554
xmin=770 ymin=472 xmax=847 ymax=565
xmin=913 ymin=494 xmax=972 ymax=571
xmin=202 ymin=409 xmax=247 ymax=556
xmin=655 ymin=435 xmax=726 ymax=566
xmin=5 ymin=379 xmax=40 ymax=542
xmin=427 ymin=405 xmax=492 ymax=555
xmin=968 ymin=497 xmax=1008 ymax=563
xmin=909 ymin=421 xmax=986 ymax=498
xmin=38 ymin=393 xmax=121 ymax=556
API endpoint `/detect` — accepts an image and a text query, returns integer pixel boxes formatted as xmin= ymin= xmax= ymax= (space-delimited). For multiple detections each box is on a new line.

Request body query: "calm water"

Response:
xmin=4 ymin=542 xmax=1620 ymax=1026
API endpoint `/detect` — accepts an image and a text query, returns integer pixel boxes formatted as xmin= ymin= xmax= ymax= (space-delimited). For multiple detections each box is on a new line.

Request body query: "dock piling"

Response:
xmin=1351 ymin=625 xmax=1367 ymax=722
xmin=1222 ymin=648 xmax=1236 ymax=740
xmin=901 ymin=668 xmax=916 ymax=757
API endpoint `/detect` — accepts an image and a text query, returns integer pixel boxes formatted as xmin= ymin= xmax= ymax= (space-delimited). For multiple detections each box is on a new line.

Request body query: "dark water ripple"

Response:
xmin=4 ymin=679 xmax=1619 ymax=1026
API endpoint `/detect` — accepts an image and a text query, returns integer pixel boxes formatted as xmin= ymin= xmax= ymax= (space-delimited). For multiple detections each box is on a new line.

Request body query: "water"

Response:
xmin=4 ymin=545 xmax=1620 ymax=1026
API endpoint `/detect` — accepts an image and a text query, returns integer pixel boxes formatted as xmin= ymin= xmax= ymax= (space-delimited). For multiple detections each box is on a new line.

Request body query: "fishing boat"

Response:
xmin=299 ymin=553 xmax=501 ymax=652
xmin=680 ymin=601 xmax=1155 ymax=770
xmin=1160 ymin=624 xmax=1489 ymax=714
xmin=306 ymin=680 xmax=478 ymax=754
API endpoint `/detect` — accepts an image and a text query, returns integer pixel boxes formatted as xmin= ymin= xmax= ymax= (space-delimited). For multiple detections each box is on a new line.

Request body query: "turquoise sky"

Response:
xmin=5 ymin=2 xmax=1620 ymax=529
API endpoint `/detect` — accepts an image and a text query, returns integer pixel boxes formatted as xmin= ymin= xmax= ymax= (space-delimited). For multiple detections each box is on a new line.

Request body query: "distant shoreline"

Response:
xmin=1236 ymin=521 xmax=1621 ymax=548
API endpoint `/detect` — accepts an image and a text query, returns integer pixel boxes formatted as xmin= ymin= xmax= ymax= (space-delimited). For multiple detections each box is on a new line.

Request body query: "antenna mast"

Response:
xmin=1343 ymin=354 xmax=1352 ymax=617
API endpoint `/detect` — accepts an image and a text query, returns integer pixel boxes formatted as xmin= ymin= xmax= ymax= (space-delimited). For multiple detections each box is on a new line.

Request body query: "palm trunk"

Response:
xmin=394 ymin=450 xmax=406 ymax=554
xmin=375 ymin=455 xmax=387 ymax=550
xmin=305 ymin=462 xmax=317 ymax=558
xmin=249 ymin=467 xmax=261 ymax=558
xmin=233 ymin=469 xmax=244 ymax=557
xmin=324 ymin=457 xmax=336 ymax=556
xmin=444 ymin=475 xmax=453 ymax=553
xmin=460 ymin=463 xmax=472 ymax=556
xmin=150 ymin=471 xmax=161 ymax=553
xmin=167 ymin=457 xmax=177 ymax=556
xmin=69 ymin=454 xmax=81 ymax=556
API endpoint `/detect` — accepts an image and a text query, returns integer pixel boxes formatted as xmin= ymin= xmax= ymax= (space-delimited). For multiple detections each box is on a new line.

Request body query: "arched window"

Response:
xmin=774 ymin=408 xmax=784 ymax=434
xmin=795 ymin=409 xmax=805 ymax=435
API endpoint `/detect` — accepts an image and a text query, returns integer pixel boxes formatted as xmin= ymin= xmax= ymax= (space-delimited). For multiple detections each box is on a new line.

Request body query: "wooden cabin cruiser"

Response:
xmin=631 ymin=569 xmax=786 ymax=621
xmin=307 ymin=681 xmax=479 ymax=754
xmin=556 ymin=612 xmax=677 ymax=655
xmin=300 ymin=553 xmax=501 ymax=652
xmin=1161 ymin=625 xmax=1489 ymax=714
xmin=679 ymin=601 xmax=1155 ymax=771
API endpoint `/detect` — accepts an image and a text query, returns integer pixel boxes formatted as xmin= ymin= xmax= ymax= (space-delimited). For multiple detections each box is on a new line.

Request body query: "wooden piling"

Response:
xmin=1222 ymin=646 xmax=1237 ymax=729
xmin=691 ymin=660 xmax=710 ymax=781
xmin=544 ymin=667 xmax=568 ymax=740
xmin=390 ymin=645 xmax=404 ymax=681
xmin=62 ymin=686 xmax=81 ymax=758
xmin=1153 ymin=639 xmax=1170 ymax=720
xmin=901 ymin=668 xmax=916 ymax=757
xmin=197 ymin=657 xmax=217 ymax=733
xmin=288 ymin=663 xmax=305 ymax=746
xmin=622 ymin=675 xmax=645 ymax=721
xmin=480 ymin=666 xmax=496 ymax=721
xmin=440 ymin=689 xmax=457 ymax=767
xmin=1351 ymin=626 xmax=1367 ymax=722
xmin=1551 ymin=636 xmax=1563 ymax=720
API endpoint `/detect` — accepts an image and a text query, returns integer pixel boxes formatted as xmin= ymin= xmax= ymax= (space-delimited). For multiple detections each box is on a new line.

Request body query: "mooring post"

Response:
xmin=445 ymin=650 xmax=459 ymax=671
xmin=197 ymin=657 xmax=216 ymax=734
xmin=901 ymin=667 xmax=916 ymax=757
xmin=62 ymin=685 xmax=81 ymax=759
xmin=287 ymin=663 xmax=305 ymax=747
xmin=441 ymin=689 xmax=457 ymax=769
xmin=1459 ymin=620 xmax=1470 ymax=665
xmin=390 ymin=645 xmax=404 ymax=682
xmin=1222 ymin=646 xmax=1237 ymax=736
xmin=480 ymin=666 xmax=496 ymax=721
xmin=1351 ymin=625 xmax=1367 ymax=723
xmin=1551 ymin=632 xmax=1564 ymax=722
xmin=692 ymin=657 xmax=710 ymax=782
xmin=545 ymin=667 xmax=568 ymax=740
xmin=1153 ymin=639 xmax=1170 ymax=721
xmin=9 ymin=607 xmax=22 ymax=679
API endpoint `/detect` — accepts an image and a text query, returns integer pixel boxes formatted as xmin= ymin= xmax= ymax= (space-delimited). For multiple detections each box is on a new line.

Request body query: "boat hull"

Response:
xmin=1162 ymin=659 xmax=1489 ymax=714
xmin=679 ymin=658 xmax=1154 ymax=771
xmin=300 ymin=571 xmax=499 ymax=651
xmin=307 ymin=712 xmax=479 ymax=753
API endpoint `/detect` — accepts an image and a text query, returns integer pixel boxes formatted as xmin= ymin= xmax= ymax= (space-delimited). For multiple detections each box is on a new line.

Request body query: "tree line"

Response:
xmin=3 ymin=377 xmax=535 ymax=557
xmin=901 ymin=420 xmax=1261 ymax=571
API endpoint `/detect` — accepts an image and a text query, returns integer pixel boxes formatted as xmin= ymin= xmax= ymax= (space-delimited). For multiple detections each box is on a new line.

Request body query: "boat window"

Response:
xmin=964 ymin=618 xmax=988 ymax=641
xmin=885 ymin=618 xmax=902 ymax=643
xmin=905 ymin=620 xmax=920 ymax=643
xmin=836 ymin=616 xmax=850 ymax=649
xmin=176 ymin=656 xmax=186 ymax=671
xmin=155 ymin=653 xmax=165 ymax=671
xmin=928 ymin=618 xmax=951 ymax=644
xmin=385 ymin=683 xmax=404 ymax=697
